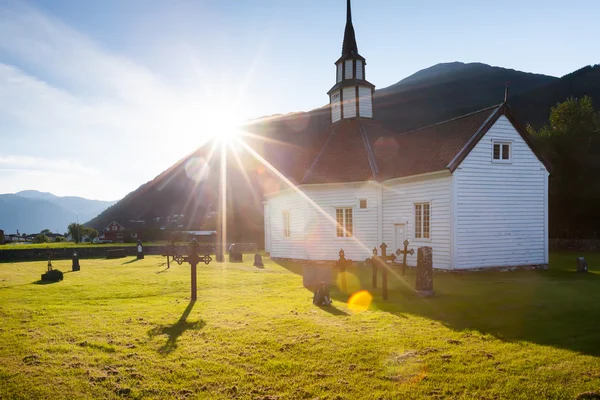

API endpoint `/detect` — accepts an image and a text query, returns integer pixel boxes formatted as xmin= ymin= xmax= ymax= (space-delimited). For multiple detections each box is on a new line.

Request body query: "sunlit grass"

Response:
xmin=0 ymin=253 xmax=599 ymax=399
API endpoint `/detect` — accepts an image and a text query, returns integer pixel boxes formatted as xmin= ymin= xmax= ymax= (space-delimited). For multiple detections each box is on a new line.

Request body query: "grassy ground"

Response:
xmin=0 ymin=253 xmax=599 ymax=399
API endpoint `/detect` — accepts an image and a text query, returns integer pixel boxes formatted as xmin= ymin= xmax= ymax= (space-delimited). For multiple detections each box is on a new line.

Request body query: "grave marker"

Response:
xmin=173 ymin=239 xmax=213 ymax=301
xmin=137 ymin=240 xmax=144 ymax=260
xmin=72 ymin=251 xmax=80 ymax=272
xmin=396 ymin=239 xmax=414 ymax=276
xmin=415 ymin=246 xmax=434 ymax=297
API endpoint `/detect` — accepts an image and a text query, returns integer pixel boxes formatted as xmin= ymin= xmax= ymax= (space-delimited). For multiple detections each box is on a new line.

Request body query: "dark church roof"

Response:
xmin=293 ymin=103 xmax=547 ymax=186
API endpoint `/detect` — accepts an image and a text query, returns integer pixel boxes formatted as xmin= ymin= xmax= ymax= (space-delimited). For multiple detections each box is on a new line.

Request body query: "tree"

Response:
xmin=33 ymin=234 xmax=50 ymax=243
xmin=68 ymin=223 xmax=94 ymax=243
xmin=40 ymin=229 xmax=51 ymax=235
xmin=528 ymin=96 xmax=600 ymax=238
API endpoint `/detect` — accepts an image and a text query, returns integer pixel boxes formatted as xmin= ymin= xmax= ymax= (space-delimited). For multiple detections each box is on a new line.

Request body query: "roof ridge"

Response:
xmin=359 ymin=124 xmax=379 ymax=178
xmin=301 ymin=125 xmax=339 ymax=184
xmin=396 ymin=104 xmax=503 ymax=136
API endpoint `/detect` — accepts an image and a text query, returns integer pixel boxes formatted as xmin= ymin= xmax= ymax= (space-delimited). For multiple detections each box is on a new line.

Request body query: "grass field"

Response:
xmin=1 ymin=253 xmax=599 ymax=399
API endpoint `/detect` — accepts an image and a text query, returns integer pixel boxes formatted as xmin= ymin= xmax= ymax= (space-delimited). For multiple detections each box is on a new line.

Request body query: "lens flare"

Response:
xmin=335 ymin=271 xmax=361 ymax=294
xmin=347 ymin=290 xmax=373 ymax=312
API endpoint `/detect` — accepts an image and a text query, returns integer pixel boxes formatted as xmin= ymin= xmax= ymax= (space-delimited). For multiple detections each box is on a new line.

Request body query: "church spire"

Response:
xmin=327 ymin=0 xmax=375 ymax=124
xmin=342 ymin=0 xmax=359 ymax=57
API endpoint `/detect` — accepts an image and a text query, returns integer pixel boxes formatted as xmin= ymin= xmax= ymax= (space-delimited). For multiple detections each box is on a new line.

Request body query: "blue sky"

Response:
xmin=0 ymin=0 xmax=598 ymax=200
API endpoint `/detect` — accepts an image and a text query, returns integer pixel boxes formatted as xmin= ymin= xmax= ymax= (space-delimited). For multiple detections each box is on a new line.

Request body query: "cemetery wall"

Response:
xmin=549 ymin=239 xmax=600 ymax=252
xmin=0 ymin=243 xmax=258 ymax=262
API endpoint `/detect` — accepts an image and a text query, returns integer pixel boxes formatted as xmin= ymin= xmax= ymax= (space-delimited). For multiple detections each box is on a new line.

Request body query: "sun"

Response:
xmin=203 ymin=108 xmax=245 ymax=146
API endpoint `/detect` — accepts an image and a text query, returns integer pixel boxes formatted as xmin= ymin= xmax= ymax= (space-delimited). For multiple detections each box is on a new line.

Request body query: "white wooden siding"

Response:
xmin=342 ymin=87 xmax=356 ymax=119
xmin=267 ymin=190 xmax=308 ymax=259
xmin=264 ymin=202 xmax=271 ymax=252
xmin=345 ymin=60 xmax=353 ymax=79
xmin=358 ymin=87 xmax=372 ymax=118
xmin=356 ymin=61 xmax=363 ymax=79
xmin=337 ymin=62 xmax=343 ymax=83
xmin=331 ymin=91 xmax=341 ymax=123
xmin=303 ymin=183 xmax=380 ymax=261
xmin=382 ymin=174 xmax=452 ymax=269
xmin=453 ymin=116 xmax=548 ymax=269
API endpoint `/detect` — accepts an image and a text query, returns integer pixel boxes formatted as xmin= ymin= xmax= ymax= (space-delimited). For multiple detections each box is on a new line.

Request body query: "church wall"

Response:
xmin=342 ymin=87 xmax=357 ymax=118
xmin=303 ymin=182 xmax=379 ymax=261
xmin=356 ymin=62 xmax=363 ymax=79
xmin=344 ymin=60 xmax=353 ymax=79
xmin=453 ymin=116 xmax=548 ymax=269
xmin=382 ymin=174 xmax=453 ymax=269
xmin=266 ymin=190 xmax=308 ymax=259
xmin=358 ymin=87 xmax=373 ymax=118
xmin=337 ymin=63 xmax=343 ymax=83
xmin=331 ymin=91 xmax=341 ymax=123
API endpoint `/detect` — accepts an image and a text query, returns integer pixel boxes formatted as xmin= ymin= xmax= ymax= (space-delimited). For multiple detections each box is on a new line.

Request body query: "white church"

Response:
xmin=262 ymin=0 xmax=549 ymax=270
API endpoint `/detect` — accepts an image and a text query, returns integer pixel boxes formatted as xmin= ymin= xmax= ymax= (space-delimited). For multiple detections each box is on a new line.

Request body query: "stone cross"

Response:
xmin=395 ymin=239 xmax=415 ymax=276
xmin=372 ymin=247 xmax=378 ymax=289
xmin=46 ymin=246 xmax=54 ymax=271
xmin=173 ymin=239 xmax=213 ymax=301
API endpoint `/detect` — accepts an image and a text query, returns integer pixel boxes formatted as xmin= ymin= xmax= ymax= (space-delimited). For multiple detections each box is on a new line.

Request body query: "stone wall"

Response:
xmin=0 ymin=243 xmax=258 ymax=262
xmin=550 ymin=239 xmax=600 ymax=252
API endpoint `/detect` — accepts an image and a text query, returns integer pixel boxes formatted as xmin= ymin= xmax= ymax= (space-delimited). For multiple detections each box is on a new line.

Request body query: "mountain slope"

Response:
xmin=511 ymin=64 xmax=600 ymax=128
xmin=85 ymin=62 xmax=592 ymax=243
xmin=0 ymin=191 xmax=117 ymax=234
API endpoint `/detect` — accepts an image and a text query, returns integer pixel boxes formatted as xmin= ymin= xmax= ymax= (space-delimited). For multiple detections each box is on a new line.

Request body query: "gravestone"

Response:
xmin=335 ymin=249 xmax=352 ymax=292
xmin=312 ymin=281 xmax=332 ymax=306
xmin=576 ymin=257 xmax=588 ymax=273
xmin=415 ymin=246 xmax=434 ymax=297
xmin=137 ymin=240 xmax=144 ymax=260
xmin=41 ymin=269 xmax=63 ymax=282
xmin=228 ymin=243 xmax=243 ymax=262
xmin=253 ymin=254 xmax=264 ymax=267
xmin=72 ymin=251 xmax=80 ymax=272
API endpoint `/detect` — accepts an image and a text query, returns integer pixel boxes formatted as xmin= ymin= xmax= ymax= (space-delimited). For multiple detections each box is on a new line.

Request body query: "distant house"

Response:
xmin=99 ymin=221 xmax=127 ymax=243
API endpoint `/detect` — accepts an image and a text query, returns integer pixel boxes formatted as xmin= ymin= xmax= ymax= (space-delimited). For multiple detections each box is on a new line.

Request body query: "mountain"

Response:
xmin=511 ymin=64 xmax=600 ymax=128
xmin=86 ymin=62 xmax=599 ymax=243
xmin=0 ymin=191 xmax=116 ymax=234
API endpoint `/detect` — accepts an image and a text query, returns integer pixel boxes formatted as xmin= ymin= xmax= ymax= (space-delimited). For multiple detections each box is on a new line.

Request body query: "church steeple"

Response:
xmin=328 ymin=0 xmax=375 ymax=124
xmin=342 ymin=0 xmax=359 ymax=57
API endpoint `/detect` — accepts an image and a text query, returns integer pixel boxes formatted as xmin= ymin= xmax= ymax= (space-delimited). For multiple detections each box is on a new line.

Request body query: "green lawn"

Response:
xmin=0 ymin=253 xmax=599 ymax=399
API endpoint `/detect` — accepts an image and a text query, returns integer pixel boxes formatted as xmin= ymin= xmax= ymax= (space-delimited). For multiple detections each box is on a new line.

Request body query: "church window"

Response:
xmin=359 ymin=199 xmax=367 ymax=209
xmin=493 ymin=142 xmax=512 ymax=162
xmin=112 ymin=225 xmax=118 ymax=231
xmin=283 ymin=210 xmax=290 ymax=238
xmin=336 ymin=208 xmax=353 ymax=237
xmin=415 ymin=203 xmax=430 ymax=239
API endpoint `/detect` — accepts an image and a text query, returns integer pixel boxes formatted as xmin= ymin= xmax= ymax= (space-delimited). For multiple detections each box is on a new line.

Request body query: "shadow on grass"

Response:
xmin=318 ymin=305 xmax=349 ymax=316
xmin=147 ymin=300 xmax=206 ymax=355
xmin=156 ymin=267 xmax=170 ymax=274
xmin=122 ymin=258 xmax=141 ymax=265
xmin=275 ymin=259 xmax=600 ymax=357
xmin=32 ymin=279 xmax=61 ymax=285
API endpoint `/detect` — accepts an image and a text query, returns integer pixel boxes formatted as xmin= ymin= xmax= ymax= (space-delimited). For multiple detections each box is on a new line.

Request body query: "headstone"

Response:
xmin=312 ymin=281 xmax=332 ymax=306
xmin=228 ymin=243 xmax=243 ymax=262
xmin=415 ymin=246 xmax=434 ymax=297
xmin=137 ymin=240 xmax=144 ymax=260
xmin=576 ymin=257 xmax=588 ymax=273
xmin=253 ymin=254 xmax=264 ymax=267
xmin=41 ymin=269 xmax=63 ymax=282
xmin=335 ymin=249 xmax=351 ymax=292
xmin=72 ymin=251 xmax=80 ymax=272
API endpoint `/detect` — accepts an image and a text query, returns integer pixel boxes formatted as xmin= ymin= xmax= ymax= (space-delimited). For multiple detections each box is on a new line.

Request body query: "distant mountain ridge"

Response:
xmin=84 ymin=62 xmax=600 ymax=242
xmin=0 ymin=190 xmax=117 ymax=234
